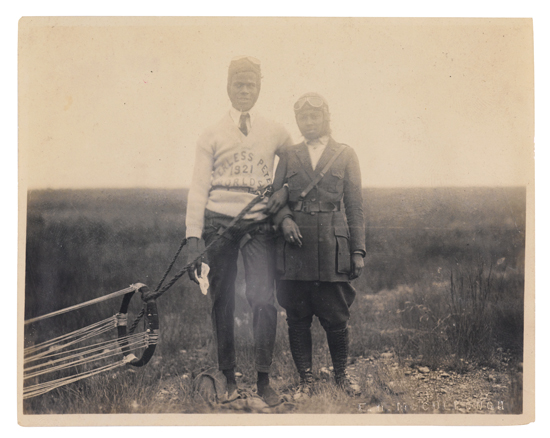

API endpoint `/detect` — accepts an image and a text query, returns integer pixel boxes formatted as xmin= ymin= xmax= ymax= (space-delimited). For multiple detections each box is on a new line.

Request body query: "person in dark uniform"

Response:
xmin=273 ymin=92 xmax=366 ymax=398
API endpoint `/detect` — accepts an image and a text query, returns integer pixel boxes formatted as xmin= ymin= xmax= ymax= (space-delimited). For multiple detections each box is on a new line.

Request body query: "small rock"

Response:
xmin=418 ymin=366 xmax=430 ymax=374
xmin=440 ymin=372 xmax=451 ymax=378
xmin=180 ymin=349 xmax=187 ymax=354
xmin=235 ymin=372 xmax=243 ymax=378
xmin=404 ymin=370 xmax=412 ymax=376
xmin=381 ymin=352 xmax=393 ymax=359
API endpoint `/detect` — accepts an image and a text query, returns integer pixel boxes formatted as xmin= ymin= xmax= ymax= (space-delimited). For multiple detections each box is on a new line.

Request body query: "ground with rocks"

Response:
xmin=148 ymin=349 xmax=523 ymax=415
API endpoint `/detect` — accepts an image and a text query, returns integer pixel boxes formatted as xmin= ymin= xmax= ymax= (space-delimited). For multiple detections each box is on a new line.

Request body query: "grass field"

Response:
xmin=22 ymin=187 xmax=525 ymax=415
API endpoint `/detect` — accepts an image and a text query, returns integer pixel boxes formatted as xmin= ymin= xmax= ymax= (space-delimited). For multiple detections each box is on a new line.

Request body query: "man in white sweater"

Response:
xmin=185 ymin=56 xmax=292 ymax=406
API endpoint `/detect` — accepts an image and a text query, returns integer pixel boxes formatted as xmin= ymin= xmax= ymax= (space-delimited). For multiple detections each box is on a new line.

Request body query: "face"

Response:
xmin=228 ymin=71 xmax=260 ymax=112
xmin=296 ymin=108 xmax=326 ymax=140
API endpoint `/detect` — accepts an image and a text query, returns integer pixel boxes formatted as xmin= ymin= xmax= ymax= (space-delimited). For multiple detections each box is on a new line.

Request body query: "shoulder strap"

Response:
xmin=299 ymin=144 xmax=347 ymax=199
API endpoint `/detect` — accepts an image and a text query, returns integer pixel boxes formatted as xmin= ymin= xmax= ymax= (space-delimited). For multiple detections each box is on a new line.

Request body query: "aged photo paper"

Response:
xmin=18 ymin=17 xmax=534 ymax=426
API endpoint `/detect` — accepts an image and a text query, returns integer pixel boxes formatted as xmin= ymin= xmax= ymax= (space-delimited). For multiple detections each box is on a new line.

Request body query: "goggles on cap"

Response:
xmin=294 ymin=95 xmax=326 ymax=112
xmin=231 ymin=55 xmax=261 ymax=65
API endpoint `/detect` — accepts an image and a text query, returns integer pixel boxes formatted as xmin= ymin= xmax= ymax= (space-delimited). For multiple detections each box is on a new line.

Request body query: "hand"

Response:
xmin=350 ymin=253 xmax=364 ymax=280
xmin=137 ymin=284 xmax=155 ymax=303
xmin=281 ymin=217 xmax=303 ymax=247
xmin=264 ymin=186 xmax=289 ymax=215
xmin=186 ymin=237 xmax=203 ymax=284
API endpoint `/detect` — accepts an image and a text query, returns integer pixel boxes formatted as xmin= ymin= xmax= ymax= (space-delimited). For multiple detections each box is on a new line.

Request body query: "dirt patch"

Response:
xmin=348 ymin=353 xmax=522 ymax=414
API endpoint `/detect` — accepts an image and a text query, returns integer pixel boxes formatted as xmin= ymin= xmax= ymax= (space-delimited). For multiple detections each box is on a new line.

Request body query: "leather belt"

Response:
xmin=288 ymin=201 xmax=340 ymax=212
xmin=211 ymin=185 xmax=258 ymax=194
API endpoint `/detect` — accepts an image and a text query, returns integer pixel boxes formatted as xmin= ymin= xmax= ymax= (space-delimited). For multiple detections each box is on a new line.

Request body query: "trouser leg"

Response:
xmin=241 ymin=227 xmax=277 ymax=373
xmin=204 ymin=229 xmax=239 ymax=371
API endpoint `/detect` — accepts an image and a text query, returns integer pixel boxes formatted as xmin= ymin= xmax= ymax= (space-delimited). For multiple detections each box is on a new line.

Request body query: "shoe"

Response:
xmin=257 ymin=384 xmax=283 ymax=407
xmin=293 ymin=370 xmax=314 ymax=400
xmin=220 ymin=387 xmax=241 ymax=404
xmin=335 ymin=371 xmax=361 ymax=397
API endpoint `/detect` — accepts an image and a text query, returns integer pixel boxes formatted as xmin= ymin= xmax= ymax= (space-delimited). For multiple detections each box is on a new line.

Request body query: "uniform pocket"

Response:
xmin=334 ymin=226 xmax=351 ymax=274
xmin=326 ymin=168 xmax=345 ymax=193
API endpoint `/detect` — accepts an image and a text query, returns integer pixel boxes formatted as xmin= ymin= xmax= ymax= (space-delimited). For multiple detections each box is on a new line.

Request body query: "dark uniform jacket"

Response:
xmin=273 ymin=137 xmax=365 ymax=282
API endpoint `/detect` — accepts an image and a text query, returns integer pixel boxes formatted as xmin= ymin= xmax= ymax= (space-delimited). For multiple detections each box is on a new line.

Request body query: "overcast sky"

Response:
xmin=19 ymin=17 xmax=533 ymax=189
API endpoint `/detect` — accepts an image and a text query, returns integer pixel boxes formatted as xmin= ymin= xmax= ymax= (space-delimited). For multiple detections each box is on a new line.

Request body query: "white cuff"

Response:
xmin=185 ymin=226 xmax=203 ymax=239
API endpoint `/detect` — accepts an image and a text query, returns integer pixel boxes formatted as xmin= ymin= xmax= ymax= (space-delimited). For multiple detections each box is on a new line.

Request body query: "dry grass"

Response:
xmin=23 ymin=187 xmax=525 ymax=414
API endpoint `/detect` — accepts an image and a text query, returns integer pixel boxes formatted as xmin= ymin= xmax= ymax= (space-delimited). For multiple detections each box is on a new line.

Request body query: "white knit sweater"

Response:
xmin=185 ymin=111 xmax=292 ymax=238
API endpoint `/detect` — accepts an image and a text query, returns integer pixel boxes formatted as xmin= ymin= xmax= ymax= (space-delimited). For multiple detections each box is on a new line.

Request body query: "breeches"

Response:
xmin=276 ymin=280 xmax=356 ymax=331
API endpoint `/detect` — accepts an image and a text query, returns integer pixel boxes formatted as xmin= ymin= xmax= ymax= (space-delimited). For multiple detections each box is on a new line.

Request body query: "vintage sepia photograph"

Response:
xmin=18 ymin=17 xmax=534 ymax=426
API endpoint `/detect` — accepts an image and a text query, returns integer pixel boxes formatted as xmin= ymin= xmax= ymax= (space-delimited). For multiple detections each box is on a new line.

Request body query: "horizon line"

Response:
xmin=26 ymin=185 xmax=528 ymax=191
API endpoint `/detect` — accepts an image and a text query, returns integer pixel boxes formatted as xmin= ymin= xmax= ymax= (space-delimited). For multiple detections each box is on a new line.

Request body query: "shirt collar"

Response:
xmin=229 ymin=106 xmax=256 ymax=127
xmin=305 ymin=135 xmax=330 ymax=148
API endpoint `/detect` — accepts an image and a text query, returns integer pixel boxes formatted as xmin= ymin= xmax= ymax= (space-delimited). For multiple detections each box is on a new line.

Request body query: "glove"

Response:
xmin=195 ymin=263 xmax=210 ymax=295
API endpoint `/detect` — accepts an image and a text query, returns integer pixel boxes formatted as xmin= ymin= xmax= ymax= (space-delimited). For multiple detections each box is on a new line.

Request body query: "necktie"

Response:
xmin=239 ymin=113 xmax=249 ymax=136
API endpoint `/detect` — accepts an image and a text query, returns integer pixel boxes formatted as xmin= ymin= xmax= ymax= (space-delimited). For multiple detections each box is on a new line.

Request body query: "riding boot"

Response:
xmin=326 ymin=326 xmax=360 ymax=396
xmin=288 ymin=326 xmax=314 ymax=398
